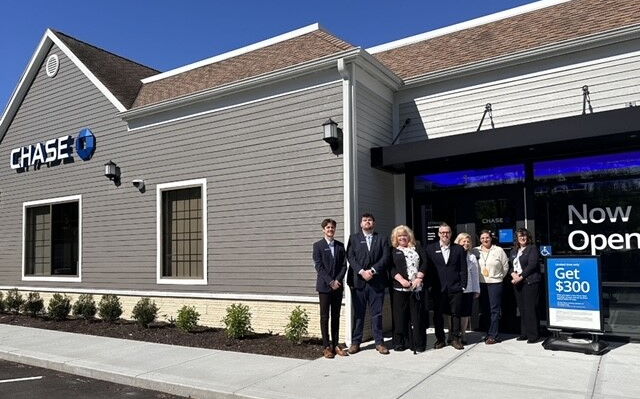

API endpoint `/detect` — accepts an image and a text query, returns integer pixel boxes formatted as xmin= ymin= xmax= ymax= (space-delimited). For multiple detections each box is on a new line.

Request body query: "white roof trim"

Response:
xmin=142 ymin=23 xmax=325 ymax=84
xmin=0 ymin=29 xmax=126 ymax=140
xmin=367 ymin=0 xmax=572 ymax=54
xmin=48 ymin=30 xmax=127 ymax=112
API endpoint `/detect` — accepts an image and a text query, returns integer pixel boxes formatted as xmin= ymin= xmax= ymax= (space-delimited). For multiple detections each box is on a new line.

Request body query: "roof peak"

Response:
xmin=50 ymin=29 xmax=159 ymax=73
xmin=141 ymin=23 xmax=326 ymax=84
xmin=367 ymin=0 xmax=572 ymax=54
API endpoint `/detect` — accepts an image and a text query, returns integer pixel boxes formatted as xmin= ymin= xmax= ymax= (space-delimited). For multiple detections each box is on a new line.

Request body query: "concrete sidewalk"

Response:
xmin=0 ymin=324 xmax=638 ymax=399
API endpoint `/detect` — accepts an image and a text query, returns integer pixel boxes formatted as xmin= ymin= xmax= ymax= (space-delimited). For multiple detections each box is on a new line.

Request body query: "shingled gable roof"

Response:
xmin=372 ymin=0 xmax=640 ymax=82
xmin=0 ymin=29 xmax=159 ymax=140
xmin=132 ymin=25 xmax=356 ymax=108
xmin=52 ymin=30 xmax=159 ymax=109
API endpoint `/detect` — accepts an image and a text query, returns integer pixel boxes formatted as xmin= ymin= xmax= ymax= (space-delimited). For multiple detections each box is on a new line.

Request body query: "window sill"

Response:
xmin=156 ymin=278 xmax=207 ymax=285
xmin=22 ymin=276 xmax=81 ymax=282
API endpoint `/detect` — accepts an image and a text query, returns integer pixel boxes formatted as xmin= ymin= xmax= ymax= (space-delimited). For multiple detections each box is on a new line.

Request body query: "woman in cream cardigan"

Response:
xmin=476 ymin=230 xmax=509 ymax=344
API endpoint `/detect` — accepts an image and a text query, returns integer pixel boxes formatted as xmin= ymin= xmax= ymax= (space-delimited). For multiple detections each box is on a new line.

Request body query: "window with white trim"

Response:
xmin=157 ymin=179 xmax=207 ymax=284
xmin=24 ymin=196 xmax=80 ymax=279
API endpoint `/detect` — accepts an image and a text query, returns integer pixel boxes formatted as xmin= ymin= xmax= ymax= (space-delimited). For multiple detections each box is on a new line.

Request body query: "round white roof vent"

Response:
xmin=45 ymin=54 xmax=59 ymax=78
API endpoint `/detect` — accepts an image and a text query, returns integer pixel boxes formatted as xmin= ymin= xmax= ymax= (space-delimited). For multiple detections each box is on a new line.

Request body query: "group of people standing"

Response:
xmin=312 ymin=213 xmax=541 ymax=359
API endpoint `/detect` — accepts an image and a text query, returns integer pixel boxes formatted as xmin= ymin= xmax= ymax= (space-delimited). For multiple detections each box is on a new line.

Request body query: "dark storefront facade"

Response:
xmin=374 ymin=107 xmax=640 ymax=339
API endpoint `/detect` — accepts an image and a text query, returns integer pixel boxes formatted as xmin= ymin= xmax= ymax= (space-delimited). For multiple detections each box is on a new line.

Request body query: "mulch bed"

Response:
xmin=0 ymin=313 xmax=323 ymax=360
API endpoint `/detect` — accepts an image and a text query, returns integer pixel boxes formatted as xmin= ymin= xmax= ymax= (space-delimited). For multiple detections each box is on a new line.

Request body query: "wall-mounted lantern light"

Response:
xmin=104 ymin=160 xmax=120 ymax=185
xmin=322 ymin=118 xmax=343 ymax=156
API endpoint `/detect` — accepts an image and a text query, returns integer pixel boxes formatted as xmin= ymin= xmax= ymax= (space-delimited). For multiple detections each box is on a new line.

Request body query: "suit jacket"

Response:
xmin=509 ymin=244 xmax=541 ymax=284
xmin=390 ymin=244 xmax=427 ymax=290
xmin=312 ymin=239 xmax=347 ymax=293
xmin=425 ymin=242 xmax=468 ymax=293
xmin=346 ymin=231 xmax=389 ymax=290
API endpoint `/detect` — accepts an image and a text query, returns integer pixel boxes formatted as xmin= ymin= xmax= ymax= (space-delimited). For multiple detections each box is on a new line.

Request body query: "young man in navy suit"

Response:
xmin=313 ymin=218 xmax=348 ymax=359
xmin=346 ymin=213 xmax=390 ymax=355
xmin=425 ymin=223 xmax=468 ymax=350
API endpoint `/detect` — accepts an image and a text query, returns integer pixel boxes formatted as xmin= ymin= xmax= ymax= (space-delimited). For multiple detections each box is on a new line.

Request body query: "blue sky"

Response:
xmin=1 ymin=0 xmax=534 ymax=111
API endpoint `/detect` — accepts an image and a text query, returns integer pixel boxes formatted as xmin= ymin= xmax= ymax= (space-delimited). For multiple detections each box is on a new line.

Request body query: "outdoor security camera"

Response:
xmin=132 ymin=179 xmax=145 ymax=191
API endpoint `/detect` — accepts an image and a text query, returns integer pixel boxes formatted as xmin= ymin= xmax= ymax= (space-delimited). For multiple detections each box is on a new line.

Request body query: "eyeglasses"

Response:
xmin=438 ymin=231 xmax=451 ymax=235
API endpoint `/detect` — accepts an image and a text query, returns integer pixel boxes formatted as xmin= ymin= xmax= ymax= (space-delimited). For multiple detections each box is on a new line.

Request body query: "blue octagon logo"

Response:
xmin=75 ymin=128 xmax=96 ymax=161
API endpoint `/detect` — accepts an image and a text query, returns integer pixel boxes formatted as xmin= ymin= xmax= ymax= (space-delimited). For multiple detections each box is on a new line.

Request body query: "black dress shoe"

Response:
xmin=527 ymin=338 xmax=539 ymax=344
xmin=434 ymin=340 xmax=446 ymax=349
xmin=394 ymin=345 xmax=406 ymax=352
xmin=516 ymin=336 xmax=527 ymax=341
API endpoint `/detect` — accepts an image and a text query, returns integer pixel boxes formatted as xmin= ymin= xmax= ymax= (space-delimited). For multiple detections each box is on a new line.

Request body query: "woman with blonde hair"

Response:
xmin=389 ymin=225 xmax=427 ymax=352
xmin=453 ymin=232 xmax=480 ymax=344
xmin=476 ymin=230 xmax=509 ymax=344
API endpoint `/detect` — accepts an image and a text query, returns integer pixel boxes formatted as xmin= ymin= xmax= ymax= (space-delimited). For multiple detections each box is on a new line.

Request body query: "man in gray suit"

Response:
xmin=347 ymin=213 xmax=390 ymax=355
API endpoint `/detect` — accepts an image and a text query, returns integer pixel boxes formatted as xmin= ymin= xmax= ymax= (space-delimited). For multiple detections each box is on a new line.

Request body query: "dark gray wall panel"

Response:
xmin=0 ymin=45 xmax=344 ymax=297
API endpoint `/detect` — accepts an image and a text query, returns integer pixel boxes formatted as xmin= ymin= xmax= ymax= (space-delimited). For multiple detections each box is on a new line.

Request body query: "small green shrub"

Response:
xmin=222 ymin=303 xmax=253 ymax=339
xmin=176 ymin=305 xmax=200 ymax=332
xmin=5 ymin=289 xmax=25 ymax=314
xmin=72 ymin=294 xmax=97 ymax=320
xmin=0 ymin=292 xmax=6 ymax=313
xmin=285 ymin=306 xmax=309 ymax=344
xmin=98 ymin=294 xmax=123 ymax=322
xmin=22 ymin=292 xmax=44 ymax=317
xmin=48 ymin=293 xmax=72 ymax=321
xmin=131 ymin=298 xmax=159 ymax=328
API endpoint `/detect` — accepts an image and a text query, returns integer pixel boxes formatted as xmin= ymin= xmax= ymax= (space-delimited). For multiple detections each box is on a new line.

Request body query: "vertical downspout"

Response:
xmin=338 ymin=58 xmax=357 ymax=346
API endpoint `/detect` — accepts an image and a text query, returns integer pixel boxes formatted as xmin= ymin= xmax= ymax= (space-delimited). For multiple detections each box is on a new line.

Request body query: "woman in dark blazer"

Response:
xmin=313 ymin=218 xmax=347 ymax=358
xmin=389 ymin=225 xmax=427 ymax=352
xmin=509 ymin=227 xmax=541 ymax=343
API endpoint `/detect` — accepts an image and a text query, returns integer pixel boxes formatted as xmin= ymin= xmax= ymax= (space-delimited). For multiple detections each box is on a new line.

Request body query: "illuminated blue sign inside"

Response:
xmin=416 ymin=164 xmax=525 ymax=189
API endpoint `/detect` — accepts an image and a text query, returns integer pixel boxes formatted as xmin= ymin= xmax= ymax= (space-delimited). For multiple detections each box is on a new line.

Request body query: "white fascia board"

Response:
xmin=367 ymin=0 xmax=572 ymax=54
xmin=122 ymin=47 xmax=361 ymax=121
xmin=401 ymin=23 xmax=640 ymax=89
xmin=47 ymin=30 xmax=127 ymax=112
xmin=142 ymin=23 xmax=324 ymax=84
xmin=351 ymin=50 xmax=403 ymax=90
xmin=0 ymin=29 xmax=127 ymax=142
xmin=0 ymin=32 xmax=52 ymax=142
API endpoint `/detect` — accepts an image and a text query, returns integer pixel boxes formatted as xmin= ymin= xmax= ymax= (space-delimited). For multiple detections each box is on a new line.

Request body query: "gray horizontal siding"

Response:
xmin=399 ymin=42 xmax=640 ymax=142
xmin=355 ymin=83 xmax=395 ymax=235
xmin=0 ymin=44 xmax=344 ymax=297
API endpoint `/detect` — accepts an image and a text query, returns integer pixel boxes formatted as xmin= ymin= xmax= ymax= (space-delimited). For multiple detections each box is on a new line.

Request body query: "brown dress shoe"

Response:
xmin=376 ymin=344 xmax=390 ymax=355
xmin=452 ymin=338 xmax=464 ymax=350
xmin=434 ymin=340 xmax=446 ymax=349
xmin=348 ymin=344 xmax=360 ymax=354
xmin=485 ymin=337 xmax=497 ymax=345
xmin=323 ymin=346 xmax=335 ymax=359
xmin=335 ymin=345 xmax=348 ymax=356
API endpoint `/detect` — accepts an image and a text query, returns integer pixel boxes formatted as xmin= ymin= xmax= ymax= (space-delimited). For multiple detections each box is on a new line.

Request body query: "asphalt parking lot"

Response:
xmin=0 ymin=360 xmax=186 ymax=399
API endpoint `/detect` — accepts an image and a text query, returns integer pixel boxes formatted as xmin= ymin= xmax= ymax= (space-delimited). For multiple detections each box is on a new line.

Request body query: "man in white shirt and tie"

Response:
xmin=346 ymin=213 xmax=390 ymax=355
xmin=425 ymin=223 xmax=468 ymax=350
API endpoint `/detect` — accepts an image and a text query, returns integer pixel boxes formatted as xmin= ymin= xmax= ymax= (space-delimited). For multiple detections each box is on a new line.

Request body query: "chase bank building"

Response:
xmin=2 ymin=0 xmax=640 ymax=341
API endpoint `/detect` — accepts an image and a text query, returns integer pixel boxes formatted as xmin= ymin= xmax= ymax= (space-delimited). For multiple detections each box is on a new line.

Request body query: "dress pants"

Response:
xmin=433 ymin=290 xmax=462 ymax=342
xmin=480 ymin=282 xmax=503 ymax=339
xmin=513 ymin=282 xmax=540 ymax=340
xmin=319 ymin=289 xmax=343 ymax=348
xmin=391 ymin=289 xmax=426 ymax=351
xmin=352 ymin=284 xmax=385 ymax=345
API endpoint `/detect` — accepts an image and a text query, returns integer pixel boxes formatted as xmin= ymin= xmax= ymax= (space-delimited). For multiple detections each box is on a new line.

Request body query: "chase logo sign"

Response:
xmin=10 ymin=128 xmax=96 ymax=170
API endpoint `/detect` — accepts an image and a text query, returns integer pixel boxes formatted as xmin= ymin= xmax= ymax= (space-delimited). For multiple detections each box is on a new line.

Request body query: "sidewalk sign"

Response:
xmin=543 ymin=256 xmax=607 ymax=355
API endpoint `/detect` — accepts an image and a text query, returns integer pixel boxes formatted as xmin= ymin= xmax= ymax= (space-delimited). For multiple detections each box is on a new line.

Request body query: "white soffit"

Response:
xmin=367 ymin=0 xmax=572 ymax=54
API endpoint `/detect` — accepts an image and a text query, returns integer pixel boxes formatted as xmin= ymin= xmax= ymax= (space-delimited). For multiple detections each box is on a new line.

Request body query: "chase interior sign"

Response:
xmin=10 ymin=128 xmax=96 ymax=170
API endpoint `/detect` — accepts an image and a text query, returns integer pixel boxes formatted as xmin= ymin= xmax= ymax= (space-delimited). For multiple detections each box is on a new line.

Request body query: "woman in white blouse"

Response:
xmin=390 ymin=225 xmax=427 ymax=352
xmin=453 ymin=233 xmax=480 ymax=345
xmin=476 ymin=230 xmax=509 ymax=344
